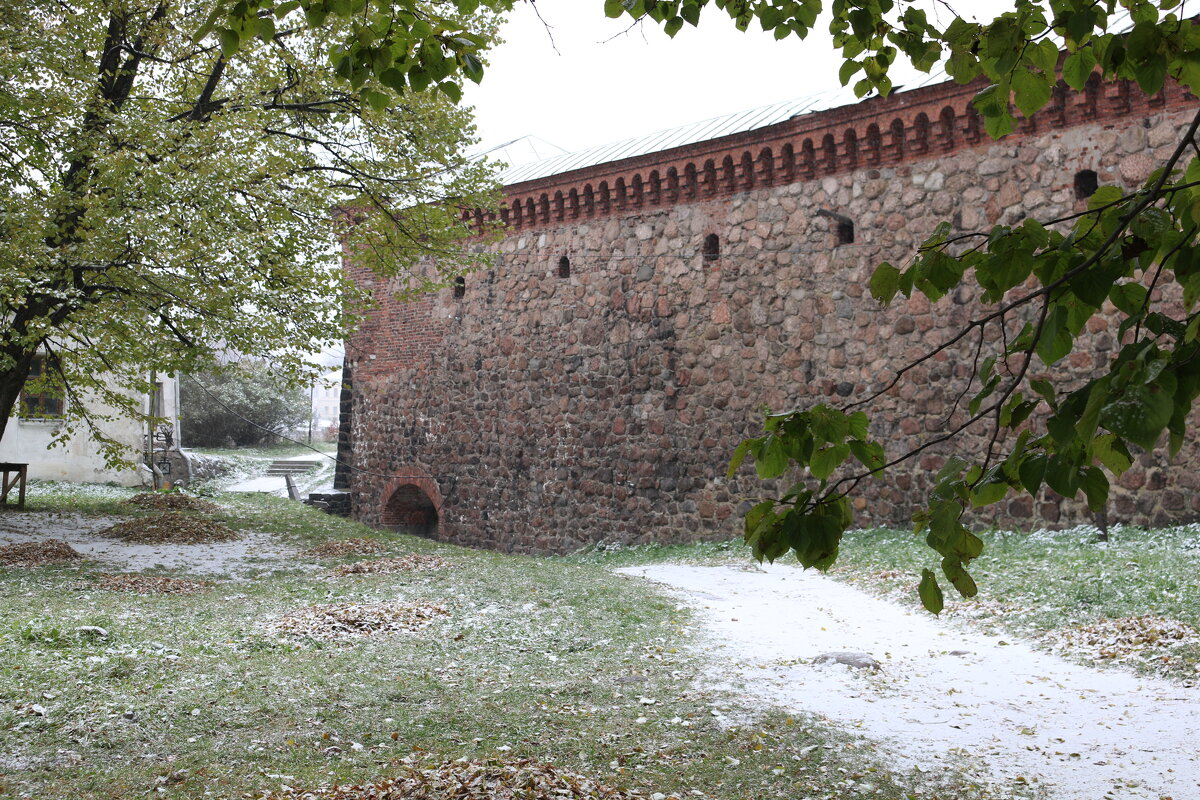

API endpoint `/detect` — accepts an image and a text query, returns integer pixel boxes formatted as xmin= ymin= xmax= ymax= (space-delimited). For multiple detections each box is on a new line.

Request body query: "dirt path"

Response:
xmin=616 ymin=563 xmax=1200 ymax=800
xmin=0 ymin=511 xmax=305 ymax=577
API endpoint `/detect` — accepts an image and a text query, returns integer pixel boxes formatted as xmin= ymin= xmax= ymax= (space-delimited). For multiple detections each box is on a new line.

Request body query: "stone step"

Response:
xmin=265 ymin=459 xmax=323 ymax=475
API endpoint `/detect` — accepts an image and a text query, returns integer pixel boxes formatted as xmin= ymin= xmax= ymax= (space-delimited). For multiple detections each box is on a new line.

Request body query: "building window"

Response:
xmin=837 ymin=219 xmax=855 ymax=245
xmin=453 ymin=276 xmax=465 ymax=299
xmin=702 ymin=233 xmax=720 ymax=263
xmin=20 ymin=355 xmax=63 ymax=418
xmin=1074 ymin=169 xmax=1099 ymax=199
xmin=558 ymin=256 xmax=570 ymax=278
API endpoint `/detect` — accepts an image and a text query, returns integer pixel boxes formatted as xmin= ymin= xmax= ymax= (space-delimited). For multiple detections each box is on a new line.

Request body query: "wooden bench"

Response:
xmin=0 ymin=462 xmax=28 ymax=509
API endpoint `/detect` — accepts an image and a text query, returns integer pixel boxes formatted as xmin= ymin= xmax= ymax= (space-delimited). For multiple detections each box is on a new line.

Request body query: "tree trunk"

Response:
xmin=0 ymin=349 xmax=39 ymax=445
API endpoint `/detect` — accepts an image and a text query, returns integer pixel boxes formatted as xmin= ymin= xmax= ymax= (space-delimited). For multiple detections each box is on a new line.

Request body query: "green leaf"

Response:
xmin=849 ymin=439 xmax=886 ymax=473
xmin=363 ymin=88 xmax=391 ymax=112
xmin=941 ymin=556 xmax=979 ymax=598
xmin=1062 ymin=48 xmax=1097 ymax=89
xmin=664 ymin=16 xmax=684 ymax=36
xmin=255 ymin=15 xmax=276 ymax=42
xmin=1018 ymin=454 xmax=1047 ymax=495
xmin=809 ymin=443 xmax=850 ymax=480
xmin=1011 ymin=67 xmax=1051 ymax=118
xmin=869 ymin=262 xmax=900 ymax=303
xmin=728 ymin=440 xmax=753 ymax=478
xmin=1087 ymin=185 xmax=1124 ymax=211
xmin=1081 ymin=466 xmax=1109 ymax=511
xmin=1110 ymin=282 xmax=1149 ymax=315
xmin=1044 ymin=456 xmax=1079 ymax=497
xmin=756 ymin=437 xmax=790 ymax=479
xmin=918 ymin=569 xmax=945 ymax=614
xmin=218 ymin=27 xmax=240 ymax=57
xmin=970 ymin=479 xmax=1010 ymax=507
xmin=437 ymin=81 xmax=462 ymax=103
xmin=1092 ymin=434 xmax=1133 ymax=475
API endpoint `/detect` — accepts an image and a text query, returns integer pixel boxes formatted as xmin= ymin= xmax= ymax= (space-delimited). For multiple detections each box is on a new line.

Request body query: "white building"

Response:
xmin=0 ymin=358 xmax=181 ymax=486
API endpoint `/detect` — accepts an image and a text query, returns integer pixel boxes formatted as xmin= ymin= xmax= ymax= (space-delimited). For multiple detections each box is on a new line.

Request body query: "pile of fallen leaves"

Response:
xmin=99 ymin=512 xmax=239 ymax=544
xmin=125 ymin=492 xmax=219 ymax=514
xmin=96 ymin=574 xmax=211 ymax=595
xmin=256 ymin=758 xmax=673 ymax=799
xmin=1046 ymin=615 xmax=1200 ymax=662
xmin=305 ymin=538 xmax=386 ymax=558
xmin=331 ymin=554 xmax=449 ymax=576
xmin=0 ymin=539 xmax=83 ymax=567
xmin=269 ymin=602 xmax=449 ymax=641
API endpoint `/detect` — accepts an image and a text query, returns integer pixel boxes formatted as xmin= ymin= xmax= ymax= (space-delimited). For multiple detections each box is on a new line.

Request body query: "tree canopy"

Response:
xmin=615 ymin=0 xmax=1200 ymax=610
xmin=180 ymin=364 xmax=310 ymax=447
xmin=0 ymin=0 xmax=505 ymax=463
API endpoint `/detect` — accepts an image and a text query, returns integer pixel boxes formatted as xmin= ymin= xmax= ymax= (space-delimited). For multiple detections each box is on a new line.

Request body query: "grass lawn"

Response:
xmin=4 ymin=484 xmax=1195 ymax=799
xmin=0 ymin=485 xmax=960 ymax=800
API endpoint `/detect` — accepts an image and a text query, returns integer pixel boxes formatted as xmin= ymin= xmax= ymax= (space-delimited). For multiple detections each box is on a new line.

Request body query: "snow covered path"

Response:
xmin=616 ymin=563 xmax=1200 ymax=800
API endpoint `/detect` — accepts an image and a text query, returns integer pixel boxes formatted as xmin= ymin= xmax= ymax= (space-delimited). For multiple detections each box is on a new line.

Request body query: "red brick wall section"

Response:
xmin=379 ymin=473 xmax=443 ymax=528
xmin=346 ymin=75 xmax=1200 ymax=554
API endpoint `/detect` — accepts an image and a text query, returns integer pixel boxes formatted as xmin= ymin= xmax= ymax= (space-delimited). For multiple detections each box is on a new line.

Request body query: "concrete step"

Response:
xmin=265 ymin=459 xmax=322 ymax=475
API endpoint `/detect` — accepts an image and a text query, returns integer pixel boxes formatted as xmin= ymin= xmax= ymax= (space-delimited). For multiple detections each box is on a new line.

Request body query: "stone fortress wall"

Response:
xmin=345 ymin=73 xmax=1200 ymax=553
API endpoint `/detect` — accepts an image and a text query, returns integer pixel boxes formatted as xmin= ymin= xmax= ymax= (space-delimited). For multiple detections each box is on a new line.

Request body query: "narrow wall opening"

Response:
xmin=382 ymin=483 xmax=439 ymax=538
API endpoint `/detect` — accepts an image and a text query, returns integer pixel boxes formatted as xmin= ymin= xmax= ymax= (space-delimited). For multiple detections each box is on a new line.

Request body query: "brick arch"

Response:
xmin=842 ymin=129 xmax=858 ymax=169
xmin=683 ymin=162 xmax=699 ymax=199
xmin=538 ymin=193 xmax=550 ymax=223
xmin=553 ymin=190 xmax=565 ymax=221
xmin=739 ymin=150 xmax=755 ymax=189
xmin=630 ymin=173 xmax=644 ymax=206
xmin=913 ymin=112 xmax=930 ymax=155
xmin=666 ymin=166 xmax=680 ymax=201
xmin=865 ymin=124 xmax=882 ymax=165
xmin=702 ymin=159 xmax=718 ymax=196
xmin=381 ymin=474 xmax=443 ymax=539
xmin=647 ymin=170 xmax=662 ymax=204
xmin=598 ymin=180 xmax=611 ymax=213
xmin=721 ymin=155 xmax=736 ymax=192
xmin=510 ymin=199 xmax=522 ymax=227
xmin=614 ymin=176 xmax=627 ymax=210
xmin=799 ymin=139 xmax=815 ymax=178
xmin=582 ymin=183 xmax=595 ymax=216
xmin=524 ymin=197 xmax=535 ymax=223
xmin=568 ymin=187 xmax=580 ymax=219
xmin=938 ymin=106 xmax=957 ymax=150
xmin=821 ymin=133 xmax=837 ymax=172
xmin=756 ymin=146 xmax=774 ymax=184
xmin=888 ymin=118 xmax=906 ymax=161
xmin=779 ymin=144 xmax=794 ymax=181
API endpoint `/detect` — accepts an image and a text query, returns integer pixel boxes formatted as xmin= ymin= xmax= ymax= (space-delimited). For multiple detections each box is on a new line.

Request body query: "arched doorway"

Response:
xmin=382 ymin=483 xmax=439 ymax=538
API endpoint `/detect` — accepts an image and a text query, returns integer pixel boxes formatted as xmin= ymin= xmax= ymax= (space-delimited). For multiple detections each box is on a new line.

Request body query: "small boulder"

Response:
xmin=813 ymin=651 xmax=881 ymax=671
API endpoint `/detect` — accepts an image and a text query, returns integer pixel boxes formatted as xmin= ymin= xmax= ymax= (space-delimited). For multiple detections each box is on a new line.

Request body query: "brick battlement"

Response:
xmin=464 ymin=75 xmax=1193 ymax=233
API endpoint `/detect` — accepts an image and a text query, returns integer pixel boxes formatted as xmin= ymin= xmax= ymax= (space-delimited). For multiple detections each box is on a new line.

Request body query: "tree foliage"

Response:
xmin=180 ymin=365 xmax=310 ymax=447
xmin=623 ymin=0 xmax=1200 ymax=610
xmin=0 ymin=0 xmax=506 ymax=464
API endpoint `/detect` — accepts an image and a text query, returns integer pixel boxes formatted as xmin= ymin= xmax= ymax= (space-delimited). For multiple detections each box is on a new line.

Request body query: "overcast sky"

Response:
xmin=463 ymin=0 xmax=1010 ymax=161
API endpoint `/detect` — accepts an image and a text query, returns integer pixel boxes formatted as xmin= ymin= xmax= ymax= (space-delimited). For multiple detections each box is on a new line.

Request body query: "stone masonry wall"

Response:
xmin=347 ymin=76 xmax=1200 ymax=554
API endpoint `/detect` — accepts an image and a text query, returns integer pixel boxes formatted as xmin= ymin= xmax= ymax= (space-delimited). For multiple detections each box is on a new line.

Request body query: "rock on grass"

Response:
xmin=99 ymin=512 xmax=239 ymax=544
xmin=0 ymin=539 xmax=83 ymax=567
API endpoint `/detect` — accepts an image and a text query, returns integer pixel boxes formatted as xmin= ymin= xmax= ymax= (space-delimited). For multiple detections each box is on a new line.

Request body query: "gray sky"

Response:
xmin=463 ymin=0 xmax=1009 ymax=160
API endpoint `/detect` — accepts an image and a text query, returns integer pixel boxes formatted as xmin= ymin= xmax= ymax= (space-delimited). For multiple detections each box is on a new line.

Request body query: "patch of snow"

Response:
xmin=616 ymin=563 xmax=1200 ymax=800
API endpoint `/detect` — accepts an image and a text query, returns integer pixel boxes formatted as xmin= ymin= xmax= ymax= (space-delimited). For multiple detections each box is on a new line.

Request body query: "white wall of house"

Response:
xmin=0 ymin=375 xmax=181 ymax=487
